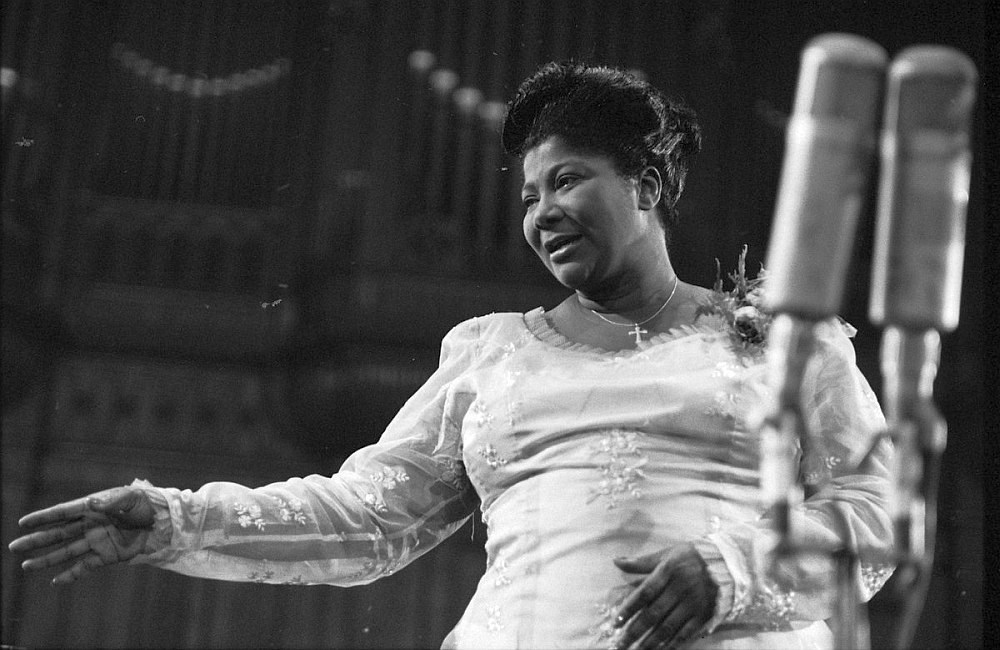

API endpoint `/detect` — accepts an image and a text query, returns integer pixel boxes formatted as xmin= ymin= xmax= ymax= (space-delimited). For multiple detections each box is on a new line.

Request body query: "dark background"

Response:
xmin=1 ymin=1 xmax=986 ymax=648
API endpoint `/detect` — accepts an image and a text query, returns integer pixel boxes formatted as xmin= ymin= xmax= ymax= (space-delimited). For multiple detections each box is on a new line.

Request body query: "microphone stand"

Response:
xmin=866 ymin=45 xmax=976 ymax=649
xmin=759 ymin=314 xmax=874 ymax=650
xmin=877 ymin=328 xmax=946 ymax=650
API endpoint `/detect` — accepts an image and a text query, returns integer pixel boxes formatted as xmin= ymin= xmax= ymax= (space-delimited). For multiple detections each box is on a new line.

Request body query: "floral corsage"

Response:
xmin=698 ymin=245 xmax=773 ymax=352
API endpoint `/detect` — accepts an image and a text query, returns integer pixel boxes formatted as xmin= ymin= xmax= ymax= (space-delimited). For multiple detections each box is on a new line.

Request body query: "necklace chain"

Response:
xmin=586 ymin=276 xmax=680 ymax=343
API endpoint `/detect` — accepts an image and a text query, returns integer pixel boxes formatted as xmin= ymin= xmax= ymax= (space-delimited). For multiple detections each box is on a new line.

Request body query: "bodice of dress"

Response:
xmin=135 ymin=308 xmax=894 ymax=650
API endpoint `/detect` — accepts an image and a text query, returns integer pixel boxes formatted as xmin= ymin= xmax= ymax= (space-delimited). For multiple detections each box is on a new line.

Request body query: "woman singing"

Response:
xmin=9 ymin=62 xmax=893 ymax=649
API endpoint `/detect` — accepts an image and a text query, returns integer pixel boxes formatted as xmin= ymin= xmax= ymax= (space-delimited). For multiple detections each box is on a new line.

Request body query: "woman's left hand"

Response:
xmin=612 ymin=543 xmax=717 ymax=649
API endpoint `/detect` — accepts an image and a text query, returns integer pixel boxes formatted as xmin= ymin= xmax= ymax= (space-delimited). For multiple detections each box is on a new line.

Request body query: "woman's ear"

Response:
xmin=637 ymin=167 xmax=662 ymax=211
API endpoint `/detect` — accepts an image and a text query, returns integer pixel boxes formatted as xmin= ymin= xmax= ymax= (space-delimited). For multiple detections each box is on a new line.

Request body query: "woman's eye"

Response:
xmin=556 ymin=175 xmax=578 ymax=189
xmin=522 ymin=196 xmax=538 ymax=209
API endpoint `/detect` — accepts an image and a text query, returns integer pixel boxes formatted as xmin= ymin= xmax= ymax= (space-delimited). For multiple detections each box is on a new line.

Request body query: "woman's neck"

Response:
xmin=575 ymin=265 xmax=678 ymax=322
xmin=547 ymin=280 xmax=709 ymax=353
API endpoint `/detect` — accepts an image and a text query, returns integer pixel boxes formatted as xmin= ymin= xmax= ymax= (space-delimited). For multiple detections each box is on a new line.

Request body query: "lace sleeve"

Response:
xmin=131 ymin=319 xmax=483 ymax=586
xmin=694 ymin=320 xmax=894 ymax=631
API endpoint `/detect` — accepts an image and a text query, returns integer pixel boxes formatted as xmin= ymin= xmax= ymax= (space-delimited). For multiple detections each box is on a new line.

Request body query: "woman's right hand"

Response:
xmin=8 ymin=486 xmax=157 ymax=584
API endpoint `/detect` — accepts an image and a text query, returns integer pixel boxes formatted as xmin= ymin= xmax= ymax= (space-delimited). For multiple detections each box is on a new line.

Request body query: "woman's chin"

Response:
xmin=548 ymin=262 xmax=594 ymax=291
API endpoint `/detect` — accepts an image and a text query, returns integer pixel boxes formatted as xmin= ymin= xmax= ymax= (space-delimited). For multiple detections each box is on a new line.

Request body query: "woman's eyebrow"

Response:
xmin=527 ymin=159 xmax=589 ymax=182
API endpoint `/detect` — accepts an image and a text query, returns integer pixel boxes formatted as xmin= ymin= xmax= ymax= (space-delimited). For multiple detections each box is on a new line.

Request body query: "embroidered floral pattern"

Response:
xmin=346 ymin=559 xmax=377 ymax=582
xmin=486 ymin=604 xmax=505 ymax=633
xmin=588 ymin=588 xmax=630 ymax=649
xmin=370 ymin=466 xmax=410 ymax=490
xmin=860 ymin=563 xmax=894 ymax=599
xmin=711 ymin=360 xmax=744 ymax=380
xmin=740 ymin=582 xmax=796 ymax=630
xmin=503 ymin=369 xmax=523 ymax=426
xmin=490 ymin=556 xmax=513 ymax=587
xmin=704 ymin=358 xmax=758 ymax=428
xmin=235 ymin=503 xmax=265 ymax=530
xmin=801 ymin=454 xmax=841 ymax=486
xmin=248 ymin=569 xmax=274 ymax=583
xmin=588 ymin=430 xmax=646 ymax=509
xmin=499 ymin=342 xmax=517 ymax=360
xmin=478 ymin=444 xmax=509 ymax=470
xmin=705 ymin=390 xmax=739 ymax=422
xmin=471 ymin=400 xmax=495 ymax=429
xmin=362 ymin=492 xmax=387 ymax=513
xmin=728 ymin=580 xmax=751 ymax=621
xmin=588 ymin=601 xmax=623 ymax=648
xmin=276 ymin=497 xmax=308 ymax=526
xmin=380 ymin=557 xmax=405 ymax=577
xmin=438 ymin=456 xmax=471 ymax=491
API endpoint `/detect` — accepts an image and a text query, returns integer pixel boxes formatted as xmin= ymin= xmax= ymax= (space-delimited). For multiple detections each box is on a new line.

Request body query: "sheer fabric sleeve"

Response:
xmin=693 ymin=320 xmax=895 ymax=631
xmin=130 ymin=318 xmax=483 ymax=586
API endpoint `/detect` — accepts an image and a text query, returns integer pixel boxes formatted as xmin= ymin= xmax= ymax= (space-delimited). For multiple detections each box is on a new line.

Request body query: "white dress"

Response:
xmin=134 ymin=308 xmax=894 ymax=649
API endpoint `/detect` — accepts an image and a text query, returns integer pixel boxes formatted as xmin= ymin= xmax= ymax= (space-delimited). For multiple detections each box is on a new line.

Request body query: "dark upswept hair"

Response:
xmin=502 ymin=61 xmax=702 ymax=238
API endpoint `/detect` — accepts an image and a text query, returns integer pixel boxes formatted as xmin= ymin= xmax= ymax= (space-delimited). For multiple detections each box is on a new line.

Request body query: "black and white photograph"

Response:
xmin=1 ymin=1 xmax=986 ymax=648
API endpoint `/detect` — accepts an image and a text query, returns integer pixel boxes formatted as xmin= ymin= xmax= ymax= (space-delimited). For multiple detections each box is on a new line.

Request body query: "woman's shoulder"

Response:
xmin=811 ymin=317 xmax=860 ymax=357
xmin=444 ymin=309 xmax=540 ymax=345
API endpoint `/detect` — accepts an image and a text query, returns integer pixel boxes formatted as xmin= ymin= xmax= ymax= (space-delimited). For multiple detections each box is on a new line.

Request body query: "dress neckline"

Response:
xmin=521 ymin=306 xmax=725 ymax=356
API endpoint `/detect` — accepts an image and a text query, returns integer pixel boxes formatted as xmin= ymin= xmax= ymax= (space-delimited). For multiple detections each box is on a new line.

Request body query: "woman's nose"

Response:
xmin=532 ymin=195 xmax=563 ymax=229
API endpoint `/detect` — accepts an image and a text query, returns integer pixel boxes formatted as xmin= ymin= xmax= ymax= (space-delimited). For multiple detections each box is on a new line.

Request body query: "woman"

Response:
xmin=9 ymin=62 xmax=893 ymax=649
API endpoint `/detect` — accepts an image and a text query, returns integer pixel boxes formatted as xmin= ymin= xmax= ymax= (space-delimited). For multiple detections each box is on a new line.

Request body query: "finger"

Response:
xmin=614 ymin=564 xmax=672 ymax=628
xmin=20 ymin=537 xmax=94 ymax=571
xmin=88 ymin=488 xmax=156 ymax=529
xmin=52 ymin=552 xmax=108 ymax=586
xmin=663 ymin=617 xmax=704 ymax=650
xmin=617 ymin=581 xmax=677 ymax=649
xmin=632 ymin=602 xmax=692 ymax=650
xmin=614 ymin=553 xmax=661 ymax=574
xmin=17 ymin=497 xmax=92 ymax=529
xmin=9 ymin=519 xmax=98 ymax=554
xmin=86 ymin=487 xmax=137 ymax=514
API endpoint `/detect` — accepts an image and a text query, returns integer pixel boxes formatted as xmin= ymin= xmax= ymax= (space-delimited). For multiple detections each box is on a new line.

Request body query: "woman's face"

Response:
xmin=521 ymin=136 xmax=664 ymax=295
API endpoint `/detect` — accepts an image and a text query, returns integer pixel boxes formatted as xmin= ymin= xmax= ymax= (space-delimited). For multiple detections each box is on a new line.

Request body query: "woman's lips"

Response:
xmin=547 ymin=235 xmax=582 ymax=261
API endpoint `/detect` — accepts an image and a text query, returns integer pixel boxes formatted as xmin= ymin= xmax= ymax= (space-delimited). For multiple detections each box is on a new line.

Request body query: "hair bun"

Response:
xmin=649 ymin=102 xmax=702 ymax=165
xmin=666 ymin=104 xmax=703 ymax=158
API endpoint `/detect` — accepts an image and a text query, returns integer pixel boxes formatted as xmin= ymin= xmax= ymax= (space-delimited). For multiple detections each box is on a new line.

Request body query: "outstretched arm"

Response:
xmin=10 ymin=317 xmax=485 ymax=587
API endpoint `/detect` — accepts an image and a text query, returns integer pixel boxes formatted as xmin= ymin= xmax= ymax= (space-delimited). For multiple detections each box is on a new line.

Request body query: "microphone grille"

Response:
xmin=796 ymin=34 xmax=887 ymax=123
xmin=889 ymin=46 xmax=978 ymax=135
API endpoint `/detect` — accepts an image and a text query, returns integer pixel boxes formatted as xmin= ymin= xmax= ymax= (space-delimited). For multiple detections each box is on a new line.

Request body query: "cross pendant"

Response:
xmin=629 ymin=324 xmax=648 ymax=344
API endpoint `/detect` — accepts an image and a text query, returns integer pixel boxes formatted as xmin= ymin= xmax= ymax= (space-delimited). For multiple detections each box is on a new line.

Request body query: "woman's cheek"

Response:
xmin=523 ymin=218 xmax=544 ymax=253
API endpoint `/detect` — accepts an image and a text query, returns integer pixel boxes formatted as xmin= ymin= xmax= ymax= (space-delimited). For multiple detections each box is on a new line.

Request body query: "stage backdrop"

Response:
xmin=1 ymin=1 xmax=983 ymax=648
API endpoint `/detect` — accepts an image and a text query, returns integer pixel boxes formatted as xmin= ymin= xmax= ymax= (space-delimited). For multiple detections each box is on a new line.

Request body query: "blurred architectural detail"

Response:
xmin=111 ymin=43 xmax=291 ymax=98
